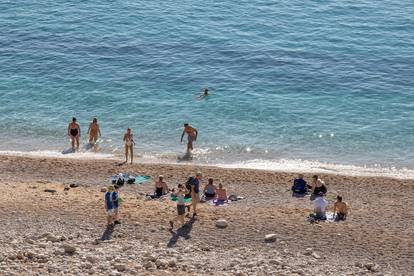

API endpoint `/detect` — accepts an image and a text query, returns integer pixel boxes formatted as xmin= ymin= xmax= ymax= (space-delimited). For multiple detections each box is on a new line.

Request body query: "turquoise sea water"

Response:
xmin=0 ymin=1 xmax=413 ymax=174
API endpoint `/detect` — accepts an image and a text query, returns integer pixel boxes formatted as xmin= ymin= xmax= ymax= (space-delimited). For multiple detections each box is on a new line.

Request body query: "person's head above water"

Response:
xmin=93 ymin=118 xmax=97 ymax=123
xmin=337 ymin=195 xmax=343 ymax=202
xmin=72 ymin=117 xmax=77 ymax=123
xmin=204 ymin=87 xmax=208 ymax=95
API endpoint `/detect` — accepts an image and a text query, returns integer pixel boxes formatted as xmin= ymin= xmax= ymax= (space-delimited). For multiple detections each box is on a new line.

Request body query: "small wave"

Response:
xmin=215 ymin=159 xmax=414 ymax=180
xmin=0 ymin=150 xmax=116 ymax=160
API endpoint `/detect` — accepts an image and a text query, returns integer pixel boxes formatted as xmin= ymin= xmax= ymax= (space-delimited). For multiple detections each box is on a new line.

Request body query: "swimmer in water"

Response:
xmin=123 ymin=128 xmax=135 ymax=164
xmin=67 ymin=117 xmax=80 ymax=151
xmin=88 ymin=118 xmax=101 ymax=145
xmin=197 ymin=87 xmax=209 ymax=99
xmin=181 ymin=123 xmax=198 ymax=152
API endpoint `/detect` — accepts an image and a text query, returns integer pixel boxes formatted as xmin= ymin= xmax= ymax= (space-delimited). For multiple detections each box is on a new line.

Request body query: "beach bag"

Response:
xmin=127 ymin=176 xmax=135 ymax=184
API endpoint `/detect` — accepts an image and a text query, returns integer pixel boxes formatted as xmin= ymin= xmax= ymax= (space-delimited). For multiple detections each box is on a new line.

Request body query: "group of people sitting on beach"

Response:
xmin=291 ymin=174 xmax=348 ymax=222
xmin=67 ymin=117 xmax=198 ymax=164
xmin=104 ymin=171 xmax=230 ymax=230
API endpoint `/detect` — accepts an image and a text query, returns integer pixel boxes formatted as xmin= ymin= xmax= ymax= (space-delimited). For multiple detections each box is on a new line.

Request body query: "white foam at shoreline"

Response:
xmin=215 ymin=159 xmax=414 ymax=180
xmin=0 ymin=150 xmax=116 ymax=160
xmin=1 ymin=150 xmax=413 ymax=180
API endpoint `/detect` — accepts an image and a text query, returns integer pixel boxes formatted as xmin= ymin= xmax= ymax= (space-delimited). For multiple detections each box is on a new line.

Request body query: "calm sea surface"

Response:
xmin=0 ymin=1 xmax=413 ymax=175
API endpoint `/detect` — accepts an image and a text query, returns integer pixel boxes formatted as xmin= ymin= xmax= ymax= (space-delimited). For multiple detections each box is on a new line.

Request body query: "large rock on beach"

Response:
xmin=265 ymin=234 xmax=277 ymax=243
xmin=215 ymin=219 xmax=228 ymax=228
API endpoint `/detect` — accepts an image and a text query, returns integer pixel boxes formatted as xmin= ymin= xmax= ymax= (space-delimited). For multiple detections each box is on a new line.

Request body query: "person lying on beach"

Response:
xmin=291 ymin=174 xmax=310 ymax=196
xmin=215 ymin=183 xmax=228 ymax=203
xmin=310 ymin=175 xmax=327 ymax=200
xmin=154 ymin=175 xmax=168 ymax=198
xmin=88 ymin=117 xmax=101 ymax=145
xmin=123 ymin=128 xmax=135 ymax=164
xmin=67 ymin=117 xmax=80 ymax=151
xmin=309 ymin=192 xmax=328 ymax=222
xmin=333 ymin=195 xmax=348 ymax=221
xmin=104 ymin=185 xmax=115 ymax=226
xmin=112 ymin=185 xmax=121 ymax=225
xmin=203 ymin=178 xmax=217 ymax=199
xmin=181 ymin=123 xmax=198 ymax=152
xmin=169 ymin=184 xmax=189 ymax=230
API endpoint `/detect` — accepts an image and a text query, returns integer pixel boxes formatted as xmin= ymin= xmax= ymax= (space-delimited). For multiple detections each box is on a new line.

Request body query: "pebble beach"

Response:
xmin=0 ymin=155 xmax=413 ymax=275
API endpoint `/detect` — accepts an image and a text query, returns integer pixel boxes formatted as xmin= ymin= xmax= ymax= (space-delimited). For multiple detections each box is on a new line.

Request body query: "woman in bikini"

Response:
xmin=123 ymin=128 xmax=135 ymax=164
xmin=67 ymin=117 xmax=80 ymax=151
xmin=87 ymin=118 xmax=101 ymax=145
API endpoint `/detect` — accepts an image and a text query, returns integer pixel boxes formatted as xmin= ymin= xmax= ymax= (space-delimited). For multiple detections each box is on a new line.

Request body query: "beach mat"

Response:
xmin=170 ymin=195 xmax=192 ymax=203
xmin=208 ymin=199 xmax=230 ymax=207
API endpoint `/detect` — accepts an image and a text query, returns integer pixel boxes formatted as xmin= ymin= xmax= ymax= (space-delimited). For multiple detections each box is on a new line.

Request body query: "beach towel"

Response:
xmin=135 ymin=175 xmax=151 ymax=184
xmin=170 ymin=195 xmax=192 ymax=203
xmin=208 ymin=199 xmax=230 ymax=207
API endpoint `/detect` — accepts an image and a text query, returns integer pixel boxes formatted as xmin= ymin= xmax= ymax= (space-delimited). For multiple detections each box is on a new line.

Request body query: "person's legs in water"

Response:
xmin=130 ymin=145 xmax=133 ymax=164
xmin=75 ymin=136 xmax=80 ymax=150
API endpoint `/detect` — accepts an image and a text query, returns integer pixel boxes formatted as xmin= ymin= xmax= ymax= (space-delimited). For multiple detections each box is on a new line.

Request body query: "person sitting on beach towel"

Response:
xmin=215 ymin=183 xmax=228 ymax=204
xmin=203 ymin=178 xmax=217 ymax=199
xmin=115 ymin=173 xmax=125 ymax=186
xmin=309 ymin=192 xmax=328 ymax=221
xmin=169 ymin=184 xmax=189 ymax=230
xmin=310 ymin=175 xmax=327 ymax=200
xmin=154 ymin=175 xmax=168 ymax=198
xmin=291 ymin=174 xmax=310 ymax=196
xmin=104 ymin=186 xmax=115 ymax=226
xmin=333 ymin=195 xmax=348 ymax=221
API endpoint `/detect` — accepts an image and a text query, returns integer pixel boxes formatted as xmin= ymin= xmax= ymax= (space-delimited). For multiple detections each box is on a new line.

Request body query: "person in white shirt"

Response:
xmin=312 ymin=192 xmax=328 ymax=221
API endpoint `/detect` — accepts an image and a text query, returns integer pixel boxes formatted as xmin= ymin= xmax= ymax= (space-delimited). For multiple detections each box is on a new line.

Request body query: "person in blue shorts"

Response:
xmin=113 ymin=185 xmax=121 ymax=225
xmin=104 ymin=186 xmax=115 ymax=226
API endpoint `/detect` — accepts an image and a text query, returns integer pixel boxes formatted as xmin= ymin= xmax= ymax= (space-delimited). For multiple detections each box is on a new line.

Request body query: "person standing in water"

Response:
xmin=123 ymin=128 xmax=135 ymax=164
xmin=181 ymin=123 xmax=198 ymax=152
xmin=87 ymin=118 xmax=101 ymax=145
xmin=67 ymin=117 xmax=80 ymax=151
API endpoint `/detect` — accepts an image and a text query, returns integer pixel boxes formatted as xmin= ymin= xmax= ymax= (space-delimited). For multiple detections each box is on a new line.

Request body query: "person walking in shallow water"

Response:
xmin=123 ymin=128 xmax=135 ymax=164
xmin=181 ymin=123 xmax=198 ymax=153
xmin=88 ymin=118 xmax=101 ymax=145
xmin=67 ymin=117 xmax=80 ymax=151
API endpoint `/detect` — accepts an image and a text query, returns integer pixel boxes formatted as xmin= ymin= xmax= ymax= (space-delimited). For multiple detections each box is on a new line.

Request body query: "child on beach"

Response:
xmin=333 ymin=195 xmax=348 ymax=221
xmin=104 ymin=186 xmax=115 ymax=226
xmin=113 ymin=185 xmax=121 ymax=224
xmin=169 ymin=184 xmax=189 ymax=230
